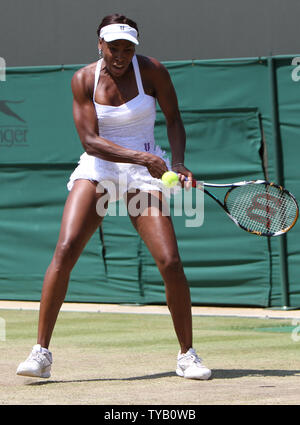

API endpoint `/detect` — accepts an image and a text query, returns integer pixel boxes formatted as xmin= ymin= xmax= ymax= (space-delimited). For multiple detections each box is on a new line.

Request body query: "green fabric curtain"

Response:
xmin=0 ymin=56 xmax=299 ymax=307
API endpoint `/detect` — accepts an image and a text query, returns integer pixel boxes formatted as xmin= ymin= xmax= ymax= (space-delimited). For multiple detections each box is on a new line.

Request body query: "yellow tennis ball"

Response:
xmin=161 ymin=171 xmax=179 ymax=188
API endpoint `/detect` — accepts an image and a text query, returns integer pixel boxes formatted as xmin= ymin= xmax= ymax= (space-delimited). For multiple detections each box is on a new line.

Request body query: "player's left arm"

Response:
xmin=148 ymin=57 xmax=193 ymax=183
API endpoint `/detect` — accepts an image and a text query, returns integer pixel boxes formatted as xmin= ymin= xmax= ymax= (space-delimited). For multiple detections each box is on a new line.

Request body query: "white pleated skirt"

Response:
xmin=67 ymin=145 xmax=174 ymax=203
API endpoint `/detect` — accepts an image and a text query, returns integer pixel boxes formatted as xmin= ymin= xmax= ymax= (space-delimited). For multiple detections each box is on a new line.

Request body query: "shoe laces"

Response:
xmin=180 ymin=349 xmax=203 ymax=366
xmin=187 ymin=353 xmax=202 ymax=364
xmin=28 ymin=350 xmax=49 ymax=364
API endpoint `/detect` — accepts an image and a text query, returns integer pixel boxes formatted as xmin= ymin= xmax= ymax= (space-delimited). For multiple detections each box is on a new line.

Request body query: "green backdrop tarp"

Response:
xmin=141 ymin=108 xmax=270 ymax=306
xmin=0 ymin=56 xmax=299 ymax=307
xmin=274 ymin=57 xmax=300 ymax=307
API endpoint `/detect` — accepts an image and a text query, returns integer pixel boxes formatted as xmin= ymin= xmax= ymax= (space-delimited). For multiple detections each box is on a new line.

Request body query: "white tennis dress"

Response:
xmin=67 ymin=55 xmax=171 ymax=202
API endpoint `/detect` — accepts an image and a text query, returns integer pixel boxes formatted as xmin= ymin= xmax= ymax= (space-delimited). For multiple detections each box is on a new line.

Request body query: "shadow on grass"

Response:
xmin=212 ymin=369 xmax=300 ymax=379
xmin=26 ymin=371 xmax=176 ymax=385
xmin=26 ymin=369 xmax=300 ymax=385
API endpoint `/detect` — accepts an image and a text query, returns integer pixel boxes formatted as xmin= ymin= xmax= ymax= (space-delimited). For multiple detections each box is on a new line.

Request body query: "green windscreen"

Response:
xmin=0 ymin=56 xmax=299 ymax=307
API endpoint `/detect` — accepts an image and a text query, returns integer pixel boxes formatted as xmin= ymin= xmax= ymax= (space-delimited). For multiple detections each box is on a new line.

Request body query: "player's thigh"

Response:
xmin=56 ymin=179 xmax=106 ymax=254
xmin=125 ymin=190 xmax=180 ymax=262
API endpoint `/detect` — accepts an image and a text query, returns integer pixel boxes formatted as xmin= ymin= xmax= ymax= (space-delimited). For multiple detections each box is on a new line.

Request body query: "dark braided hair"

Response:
xmin=97 ymin=14 xmax=139 ymax=38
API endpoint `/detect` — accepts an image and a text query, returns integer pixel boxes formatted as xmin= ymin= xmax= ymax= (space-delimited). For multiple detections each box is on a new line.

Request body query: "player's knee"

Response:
xmin=158 ymin=254 xmax=183 ymax=275
xmin=53 ymin=239 xmax=81 ymax=271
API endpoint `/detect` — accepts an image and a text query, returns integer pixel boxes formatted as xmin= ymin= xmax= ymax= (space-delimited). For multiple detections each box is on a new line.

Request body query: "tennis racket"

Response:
xmin=188 ymin=179 xmax=299 ymax=237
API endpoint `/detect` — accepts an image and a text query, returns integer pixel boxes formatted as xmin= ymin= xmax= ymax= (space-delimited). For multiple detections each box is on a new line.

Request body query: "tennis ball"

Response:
xmin=161 ymin=171 xmax=179 ymax=188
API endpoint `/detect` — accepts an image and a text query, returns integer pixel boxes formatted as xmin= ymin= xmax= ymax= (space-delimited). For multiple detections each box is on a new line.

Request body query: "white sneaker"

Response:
xmin=16 ymin=344 xmax=52 ymax=378
xmin=176 ymin=347 xmax=211 ymax=380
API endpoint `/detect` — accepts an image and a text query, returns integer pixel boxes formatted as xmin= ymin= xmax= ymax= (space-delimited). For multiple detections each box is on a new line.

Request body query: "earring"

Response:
xmin=98 ymin=49 xmax=103 ymax=59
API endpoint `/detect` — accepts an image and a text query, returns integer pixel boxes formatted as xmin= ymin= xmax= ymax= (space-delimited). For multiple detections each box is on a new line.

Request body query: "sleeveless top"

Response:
xmin=67 ymin=55 xmax=171 ymax=201
xmin=93 ymin=55 xmax=156 ymax=150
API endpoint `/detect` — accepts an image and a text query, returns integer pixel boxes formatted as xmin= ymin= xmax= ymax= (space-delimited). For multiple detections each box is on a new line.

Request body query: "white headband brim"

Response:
xmin=99 ymin=24 xmax=139 ymax=45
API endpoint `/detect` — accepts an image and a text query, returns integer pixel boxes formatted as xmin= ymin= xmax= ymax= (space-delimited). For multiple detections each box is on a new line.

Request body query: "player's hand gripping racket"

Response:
xmin=161 ymin=173 xmax=299 ymax=237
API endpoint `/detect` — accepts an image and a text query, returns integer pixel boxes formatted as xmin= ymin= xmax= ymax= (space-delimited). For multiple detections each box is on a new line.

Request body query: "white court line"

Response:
xmin=0 ymin=300 xmax=300 ymax=319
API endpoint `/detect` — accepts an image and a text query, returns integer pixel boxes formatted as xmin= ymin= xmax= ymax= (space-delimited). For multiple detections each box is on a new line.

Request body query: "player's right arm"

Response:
xmin=71 ymin=66 xmax=167 ymax=178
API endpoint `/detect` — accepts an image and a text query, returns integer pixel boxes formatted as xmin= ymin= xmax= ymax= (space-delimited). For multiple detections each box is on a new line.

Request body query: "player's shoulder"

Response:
xmin=136 ymin=55 xmax=171 ymax=91
xmin=71 ymin=62 xmax=98 ymax=95
xmin=136 ymin=54 xmax=169 ymax=75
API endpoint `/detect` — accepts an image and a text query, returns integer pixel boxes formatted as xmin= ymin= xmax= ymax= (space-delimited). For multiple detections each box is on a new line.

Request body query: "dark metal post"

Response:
xmin=268 ymin=54 xmax=290 ymax=309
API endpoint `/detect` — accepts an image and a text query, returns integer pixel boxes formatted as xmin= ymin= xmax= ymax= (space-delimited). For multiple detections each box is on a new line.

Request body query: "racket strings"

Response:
xmin=225 ymin=184 xmax=298 ymax=235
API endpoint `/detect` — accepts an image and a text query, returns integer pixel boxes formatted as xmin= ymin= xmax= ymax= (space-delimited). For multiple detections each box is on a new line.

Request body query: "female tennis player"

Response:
xmin=16 ymin=14 xmax=211 ymax=380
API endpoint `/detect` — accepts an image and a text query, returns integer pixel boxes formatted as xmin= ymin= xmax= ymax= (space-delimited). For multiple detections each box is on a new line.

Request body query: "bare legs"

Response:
xmin=37 ymin=180 xmax=104 ymax=348
xmin=37 ymin=183 xmax=192 ymax=354
xmin=126 ymin=190 xmax=193 ymax=353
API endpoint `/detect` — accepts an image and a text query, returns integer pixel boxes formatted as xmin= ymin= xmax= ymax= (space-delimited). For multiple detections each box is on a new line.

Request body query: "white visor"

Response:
xmin=99 ymin=24 xmax=139 ymax=45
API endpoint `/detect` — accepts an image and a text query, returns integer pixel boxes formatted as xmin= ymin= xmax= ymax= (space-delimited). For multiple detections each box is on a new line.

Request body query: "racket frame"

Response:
xmin=191 ymin=179 xmax=299 ymax=237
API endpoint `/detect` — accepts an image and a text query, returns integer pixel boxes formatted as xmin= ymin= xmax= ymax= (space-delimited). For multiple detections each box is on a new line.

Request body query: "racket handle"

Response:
xmin=183 ymin=176 xmax=198 ymax=188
